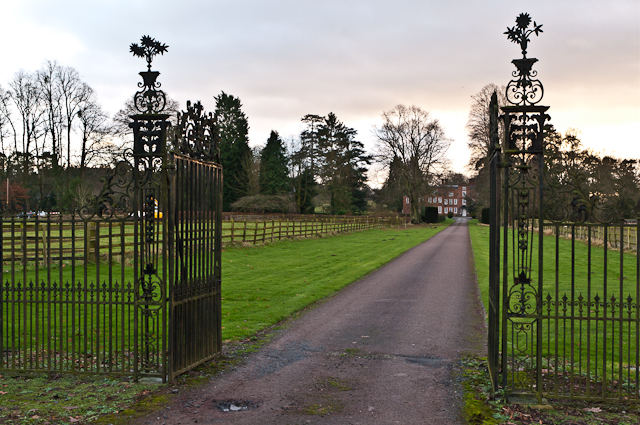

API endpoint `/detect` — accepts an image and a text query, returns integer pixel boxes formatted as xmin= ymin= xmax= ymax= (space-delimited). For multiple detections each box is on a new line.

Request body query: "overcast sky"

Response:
xmin=2 ymin=0 xmax=638 ymax=185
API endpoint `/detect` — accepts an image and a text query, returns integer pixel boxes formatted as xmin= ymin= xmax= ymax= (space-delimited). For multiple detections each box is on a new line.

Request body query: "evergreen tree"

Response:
xmin=259 ymin=130 xmax=289 ymax=195
xmin=214 ymin=91 xmax=250 ymax=211
xmin=316 ymin=113 xmax=370 ymax=214
xmin=292 ymin=167 xmax=317 ymax=214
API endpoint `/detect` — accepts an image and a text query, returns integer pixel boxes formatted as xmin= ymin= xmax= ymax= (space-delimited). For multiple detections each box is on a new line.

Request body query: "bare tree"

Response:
xmin=57 ymin=66 xmax=91 ymax=187
xmin=465 ymin=84 xmax=506 ymax=209
xmin=0 ymin=85 xmax=15 ymax=160
xmin=374 ymin=104 xmax=451 ymax=220
xmin=9 ymin=70 xmax=45 ymax=188
xmin=465 ymin=83 xmax=506 ymax=171
xmin=37 ymin=60 xmax=64 ymax=167
xmin=76 ymin=89 xmax=113 ymax=178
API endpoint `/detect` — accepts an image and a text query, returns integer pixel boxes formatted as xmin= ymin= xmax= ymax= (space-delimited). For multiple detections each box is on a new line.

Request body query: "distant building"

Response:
xmin=425 ymin=181 xmax=475 ymax=217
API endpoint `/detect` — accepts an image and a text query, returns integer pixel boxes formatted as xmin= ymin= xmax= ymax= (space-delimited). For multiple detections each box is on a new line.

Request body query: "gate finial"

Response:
xmin=505 ymin=14 xmax=545 ymax=106
xmin=130 ymin=35 xmax=169 ymax=114
xmin=504 ymin=13 xmax=543 ymax=59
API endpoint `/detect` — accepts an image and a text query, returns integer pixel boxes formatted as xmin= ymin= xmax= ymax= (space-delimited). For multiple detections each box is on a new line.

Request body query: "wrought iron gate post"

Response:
xmin=497 ymin=14 xmax=550 ymax=403
xmin=129 ymin=36 xmax=171 ymax=382
xmin=488 ymin=91 xmax=502 ymax=394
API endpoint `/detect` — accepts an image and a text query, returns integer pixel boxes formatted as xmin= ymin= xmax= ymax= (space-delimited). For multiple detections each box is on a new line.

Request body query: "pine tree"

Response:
xmin=316 ymin=113 xmax=370 ymax=214
xmin=259 ymin=130 xmax=289 ymax=195
xmin=213 ymin=92 xmax=251 ymax=211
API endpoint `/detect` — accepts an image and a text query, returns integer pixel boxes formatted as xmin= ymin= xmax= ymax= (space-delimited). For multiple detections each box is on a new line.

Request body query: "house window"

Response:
xmin=454 ymin=199 xmax=458 ymax=206
xmin=462 ymin=191 xmax=466 ymax=197
xmin=428 ymin=197 xmax=432 ymax=203
xmin=444 ymin=207 xmax=448 ymax=213
xmin=449 ymin=192 xmax=454 ymax=197
xmin=438 ymin=206 xmax=442 ymax=214
xmin=444 ymin=199 xmax=448 ymax=205
xmin=454 ymin=208 xmax=458 ymax=214
xmin=438 ymin=197 xmax=442 ymax=203
xmin=462 ymin=199 xmax=466 ymax=206
xmin=462 ymin=186 xmax=466 ymax=191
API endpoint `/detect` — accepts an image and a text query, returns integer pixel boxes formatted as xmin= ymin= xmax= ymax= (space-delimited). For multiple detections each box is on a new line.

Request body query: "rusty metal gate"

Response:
xmin=0 ymin=37 xmax=222 ymax=382
xmin=488 ymin=15 xmax=640 ymax=402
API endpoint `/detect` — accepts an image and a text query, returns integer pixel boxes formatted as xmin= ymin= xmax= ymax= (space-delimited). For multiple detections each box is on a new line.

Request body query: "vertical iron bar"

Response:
xmin=603 ymin=226 xmax=608 ymax=397
xmin=587 ymin=225 xmax=592 ymax=398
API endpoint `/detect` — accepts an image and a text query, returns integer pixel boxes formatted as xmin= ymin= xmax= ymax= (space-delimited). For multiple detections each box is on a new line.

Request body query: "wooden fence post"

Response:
xmin=253 ymin=221 xmax=258 ymax=244
xmin=243 ymin=220 xmax=247 ymax=243
xmin=230 ymin=219 xmax=235 ymax=243
xmin=262 ymin=220 xmax=267 ymax=243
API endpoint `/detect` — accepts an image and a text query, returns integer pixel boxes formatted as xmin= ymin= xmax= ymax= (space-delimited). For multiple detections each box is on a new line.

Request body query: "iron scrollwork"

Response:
xmin=174 ymin=100 xmax=220 ymax=162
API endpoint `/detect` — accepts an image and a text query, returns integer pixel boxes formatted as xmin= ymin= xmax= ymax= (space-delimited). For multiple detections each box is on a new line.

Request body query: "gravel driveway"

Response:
xmin=136 ymin=218 xmax=486 ymax=424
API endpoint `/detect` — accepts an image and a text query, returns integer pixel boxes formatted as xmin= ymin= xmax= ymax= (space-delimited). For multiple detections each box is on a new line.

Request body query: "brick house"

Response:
xmin=426 ymin=182 xmax=475 ymax=217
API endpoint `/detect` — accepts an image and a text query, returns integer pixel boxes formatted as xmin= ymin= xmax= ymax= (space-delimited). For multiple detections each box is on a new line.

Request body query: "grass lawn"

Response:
xmin=0 ymin=222 xmax=450 ymax=423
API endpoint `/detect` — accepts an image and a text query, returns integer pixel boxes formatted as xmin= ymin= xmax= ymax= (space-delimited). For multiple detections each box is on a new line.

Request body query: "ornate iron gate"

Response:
xmin=169 ymin=103 xmax=222 ymax=379
xmin=0 ymin=36 xmax=222 ymax=382
xmin=488 ymin=15 xmax=640 ymax=402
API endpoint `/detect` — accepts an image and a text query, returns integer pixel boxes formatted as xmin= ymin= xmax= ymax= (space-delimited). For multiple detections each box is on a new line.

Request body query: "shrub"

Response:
xmin=423 ymin=206 xmax=439 ymax=223
xmin=481 ymin=207 xmax=490 ymax=224
xmin=447 ymin=211 xmax=454 ymax=218
xmin=437 ymin=214 xmax=446 ymax=222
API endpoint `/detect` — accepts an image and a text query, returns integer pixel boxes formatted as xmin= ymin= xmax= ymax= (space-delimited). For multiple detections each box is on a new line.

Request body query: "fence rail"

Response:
xmin=542 ymin=222 xmax=638 ymax=251
xmin=222 ymin=216 xmax=403 ymax=245
xmin=1 ymin=215 xmax=402 ymax=263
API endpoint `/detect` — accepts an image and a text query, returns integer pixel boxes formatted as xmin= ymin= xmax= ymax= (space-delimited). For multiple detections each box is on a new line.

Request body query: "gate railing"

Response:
xmin=0 ymin=36 xmax=223 ymax=382
xmin=488 ymin=17 xmax=640 ymax=402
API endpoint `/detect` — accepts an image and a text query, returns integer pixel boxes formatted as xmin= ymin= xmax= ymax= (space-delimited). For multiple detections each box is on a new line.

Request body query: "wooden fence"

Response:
xmin=2 ymin=215 xmax=403 ymax=262
xmin=222 ymin=215 xmax=402 ymax=245
xmin=542 ymin=222 xmax=639 ymax=251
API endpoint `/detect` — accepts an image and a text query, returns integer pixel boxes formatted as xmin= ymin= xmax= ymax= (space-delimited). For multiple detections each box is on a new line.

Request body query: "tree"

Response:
xmin=0 ymin=84 xmax=14 ymax=160
xmin=374 ymin=104 xmax=451 ymax=220
xmin=466 ymin=84 xmax=506 ymax=172
xmin=315 ymin=113 xmax=370 ymax=214
xmin=37 ymin=60 xmax=64 ymax=168
xmin=465 ymin=84 xmax=506 ymax=209
xmin=76 ymin=90 xmax=113 ymax=178
xmin=9 ymin=70 xmax=45 ymax=195
xmin=300 ymin=114 xmax=323 ymax=176
xmin=214 ymin=91 xmax=251 ymax=211
xmin=259 ymin=130 xmax=289 ymax=195
xmin=56 ymin=66 xmax=90 ymax=189
xmin=240 ymin=146 xmax=261 ymax=197
xmin=0 ymin=179 xmax=29 ymax=211
xmin=543 ymin=125 xmax=640 ymax=218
